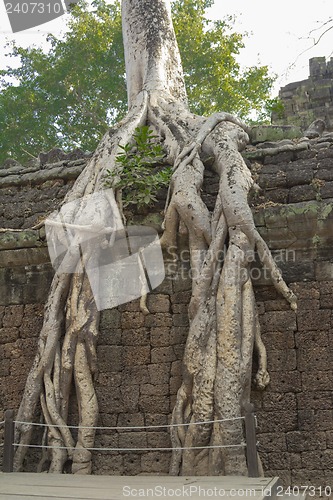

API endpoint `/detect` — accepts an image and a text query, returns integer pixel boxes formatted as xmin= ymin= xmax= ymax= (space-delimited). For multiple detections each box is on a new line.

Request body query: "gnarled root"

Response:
xmin=164 ymin=112 xmax=296 ymax=476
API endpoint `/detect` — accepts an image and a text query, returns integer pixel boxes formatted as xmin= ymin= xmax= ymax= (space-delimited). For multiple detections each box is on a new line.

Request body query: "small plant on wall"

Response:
xmin=104 ymin=126 xmax=171 ymax=210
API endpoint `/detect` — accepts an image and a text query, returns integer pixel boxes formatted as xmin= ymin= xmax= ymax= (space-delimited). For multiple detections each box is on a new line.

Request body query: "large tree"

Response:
xmin=0 ymin=0 xmax=275 ymax=165
xmin=14 ymin=0 xmax=296 ymax=476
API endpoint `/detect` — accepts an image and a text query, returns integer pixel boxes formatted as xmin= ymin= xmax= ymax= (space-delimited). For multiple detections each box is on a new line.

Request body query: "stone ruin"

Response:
xmin=0 ymin=128 xmax=333 ymax=488
xmin=273 ymin=56 xmax=333 ymax=131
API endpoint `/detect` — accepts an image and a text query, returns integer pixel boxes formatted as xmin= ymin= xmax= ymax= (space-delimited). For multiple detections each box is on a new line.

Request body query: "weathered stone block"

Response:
xmin=301 ymin=370 xmax=333 ymax=391
xmin=121 ymin=312 xmax=145 ymax=329
xmin=290 ymin=282 xmax=320 ymax=299
xmin=122 ymin=328 xmax=150 ymax=346
xmin=145 ymin=313 xmax=172 ymax=327
xmin=2 ymin=305 xmax=24 ymax=327
xmin=286 ymin=168 xmax=313 ymax=187
xmin=92 ymin=453 xmax=123 ymax=475
xmin=261 ymin=311 xmax=297 ymax=332
xmin=122 ymin=366 xmax=149 ymax=385
xmin=139 ymin=395 xmax=170 ymax=413
xmin=144 ymin=414 xmax=168 ymax=428
xmin=96 ymin=387 xmax=124 ymax=413
xmin=170 ymin=360 xmax=182 ymax=377
xmin=0 ymin=327 xmax=19 ymax=344
xmin=170 ymin=376 xmax=181 ymax=395
xmin=262 ymin=392 xmax=297 ymax=412
xmin=148 ymin=363 xmax=171 ymax=385
xmin=258 ymin=432 xmax=287 ymax=452
xmin=291 ymin=468 xmax=328 ymax=488
xmin=147 ymin=294 xmax=170 ymax=313
xmin=297 ymin=391 xmax=333 ymax=410
xmin=147 ymin=432 xmax=171 ymax=448
xmin=0 ymin=358 xmax=10 ymax=376
xmin=117 ymin=412 xmax=144 ymax=429
xmin=120 ymin=385 xmax=140 ymax=412
xmin=171 ymin=303 xmax=188 ymax=314
xmin=123 ymin=346 xmax=150 ymax=366
xmin=97 ymin=345 xmax=122 ymax=372
xmin=299 ymin=409 xmax=333 ymax=432
xmin=172 ymin=314 xmax=189 ymax=327
xmin=256 ymin=410 xmax=297 ymax=433
xmin=286 ymin=431 xmax=326 ymax=452
xmin=118 ymin=432 xmax=147 ymax=449
xmin=297 ymin=347 xmax=331 ymax=371
xmin=262 ymin=331 xmax=295 ymax=350
xmin=268 ymin=371 xmax=301 ymax=392
xmin=267 ymin=349 xmax=297 ymax=371
xmin=140 ymin=384 xmax=169 ymax=396
xmin=296 ymin=298 xmax=320 ymax=310
xmin=264 ymin=299 xmax=290 ymax=312
xmin=259 ymin=172 xmax=287 ymax=189
xmin=151 ymin=346 xmax=177 ymax=364
xmin=123 ymin=453 xmax=142 ymax=474
xmin=297 ymin=310 xmax=330 ymax=331
xmin=150 ymin=327 xmax=172 ymax=347
xmin=100 ymin=309 xmax=121 ymax=329
xmin=289 ymin=184 xmax=317 ymax=203
xmin=141 ymin=451 xmax=170 ymax=473
xmin=269 ymin=452 xmax=290 ymax=469
xmin=98 ymin=328 xmax=122 ymax=345
xmin=170 ymin=291 xmax=192 ymax=304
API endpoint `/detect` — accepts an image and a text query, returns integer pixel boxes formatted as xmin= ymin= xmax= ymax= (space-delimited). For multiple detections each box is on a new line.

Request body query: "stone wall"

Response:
xmin=1 ymin=137 xmax=333 ymax=487
xmin=273 ymin=57 xmax=333 ymax=131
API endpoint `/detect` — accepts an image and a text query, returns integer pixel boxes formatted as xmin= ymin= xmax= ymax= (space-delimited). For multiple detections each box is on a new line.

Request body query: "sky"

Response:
xmin=0 ymin=0 xmax=332 ymax=96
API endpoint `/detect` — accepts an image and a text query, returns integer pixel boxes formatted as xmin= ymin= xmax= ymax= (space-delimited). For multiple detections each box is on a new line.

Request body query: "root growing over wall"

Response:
xmin=14 ymin=0 xmax=296 ymax=475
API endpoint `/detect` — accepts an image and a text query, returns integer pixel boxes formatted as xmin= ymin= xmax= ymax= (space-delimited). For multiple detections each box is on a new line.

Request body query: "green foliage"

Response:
xmin=104 ymin=126 xmax=171 ymax=209
xmin=0 ymin=0 xmax=276 ymax=165
xmin=0 ymin=0 xmax=126 ymax=164
xmin=172 ymin=0 xmax=275 ymax=118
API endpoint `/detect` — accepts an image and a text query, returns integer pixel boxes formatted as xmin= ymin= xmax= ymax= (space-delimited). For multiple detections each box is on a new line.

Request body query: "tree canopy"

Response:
xmin=0 ymin=0 xmax=275 ymax=165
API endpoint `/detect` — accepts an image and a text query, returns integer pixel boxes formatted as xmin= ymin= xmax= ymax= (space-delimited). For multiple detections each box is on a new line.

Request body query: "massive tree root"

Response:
xmin=14 ymin=0 xmax=296 ymax=475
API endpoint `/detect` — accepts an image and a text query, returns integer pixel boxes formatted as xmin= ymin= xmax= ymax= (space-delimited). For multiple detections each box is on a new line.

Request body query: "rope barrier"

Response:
xmin=13 ymin=416 xmax=244 ymax=431
xmin=0 ymin=420 xmax=5 ymax=426
xmin=14 ymin=442 xmax=246 ymax=452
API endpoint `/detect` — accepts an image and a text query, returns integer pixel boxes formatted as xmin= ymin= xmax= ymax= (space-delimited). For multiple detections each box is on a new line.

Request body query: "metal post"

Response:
xmin=244 ymin=403 xmax=259 ymax=477
xmin=3 ymin=409 xmax=15 ymax=473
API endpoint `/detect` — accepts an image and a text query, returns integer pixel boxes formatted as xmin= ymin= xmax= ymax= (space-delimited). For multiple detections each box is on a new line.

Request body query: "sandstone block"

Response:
xmin=141 ymin=451 xmax=170 ymax=473
xmin=151 ymin=346 xmax=176 ymax=364
xmin=121 ymin=312 xmax=145 ymax=329
xmin=297 ymin=309 xmax=330 ymax=331
xmin=147 ymin=294 xmax=170 ymax=313
xmin=140 ymin=384 xmax=169 ymax=396
xmin=297 ymin=391 xmax=333 ymax=410
xmin=286 ymin=431 xmax=326 ymax=452
xmin=261 ymin=311 xmax=297 ymax=332
xmin=2 ymin=305 xmax=24 ymax=327
xmin=0 ymin=327 xmax=19 ymax=344
xmin=268 ymin=371 xmax=301 ymax=392
xmin=122 ymin=329 xmax=150 ymax=346
xmin=139 ymin=395 xmax=170 ymax=413
xmin=145 ymin=313 xmax=172 ymax=327
xmin=301 ymin=370 xmax=333 ymax=391
xmin=258 ymin=432 xmax=287 ymax=452
xmin=262 ymin=392 xmax=297 ymax=412
xmin=267 ymin=349 xmax=297 ymax=371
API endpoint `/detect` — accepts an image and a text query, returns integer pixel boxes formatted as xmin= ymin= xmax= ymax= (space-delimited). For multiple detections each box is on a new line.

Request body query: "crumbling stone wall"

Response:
xmin=1 ymin=137 xmax=333 ymax=486
xmin=273 ymin=56 xmax=333 ymax=131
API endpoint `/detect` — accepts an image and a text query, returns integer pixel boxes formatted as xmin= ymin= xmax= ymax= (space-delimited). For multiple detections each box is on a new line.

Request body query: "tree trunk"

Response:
xmin=14 ymin=0 xmax=296 ymax=475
